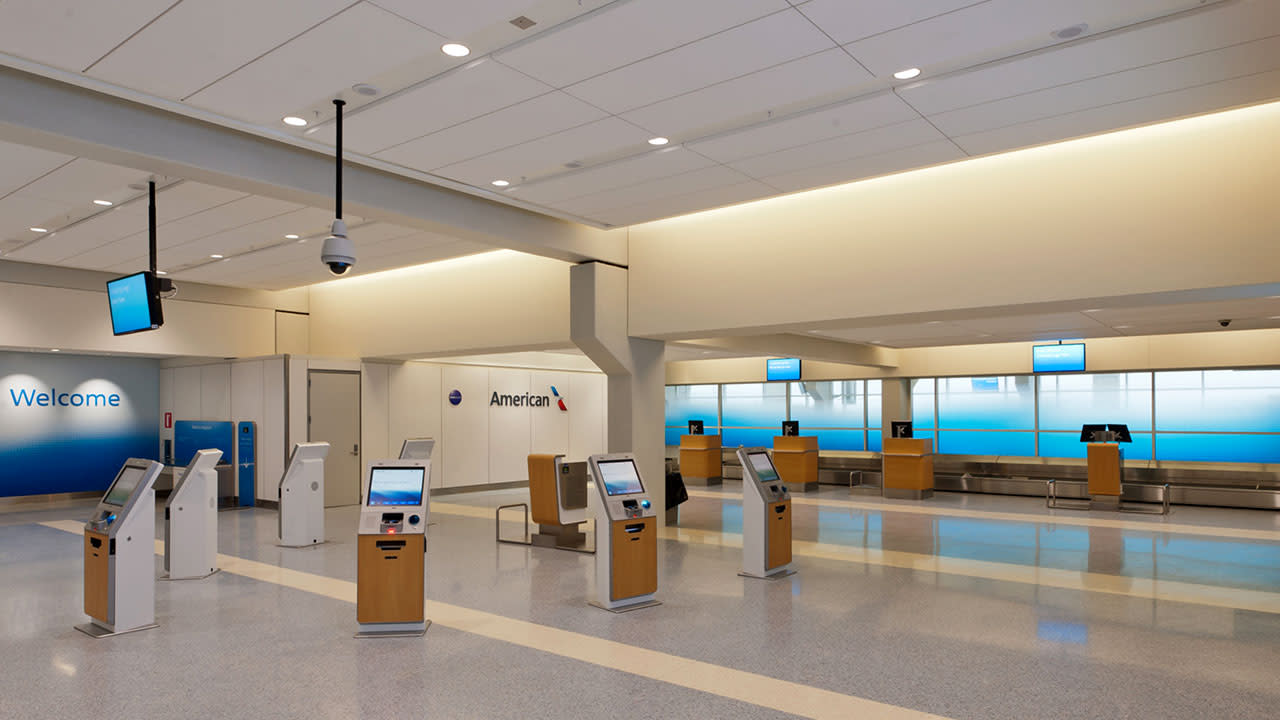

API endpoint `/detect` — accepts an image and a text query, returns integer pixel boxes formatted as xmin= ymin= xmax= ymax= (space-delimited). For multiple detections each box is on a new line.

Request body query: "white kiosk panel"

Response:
xmin=278 ymin=442 xmax=330 ymax=547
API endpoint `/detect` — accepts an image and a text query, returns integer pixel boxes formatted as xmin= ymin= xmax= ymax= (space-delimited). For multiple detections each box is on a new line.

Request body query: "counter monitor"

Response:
xmin=367 ymin=466 xmax=425 ymax=507
xmin=597 ymin=459 xmax=645 ymax=496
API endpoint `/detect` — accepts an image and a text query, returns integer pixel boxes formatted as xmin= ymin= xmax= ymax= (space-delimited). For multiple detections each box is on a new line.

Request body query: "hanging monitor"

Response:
xmin=106 ymin=271 xmax=164 ymax=336
xmin=766 ymin=358 xmax=801 ymax=381
xmin=1032 ymin=343 xmax=1084 ymax=373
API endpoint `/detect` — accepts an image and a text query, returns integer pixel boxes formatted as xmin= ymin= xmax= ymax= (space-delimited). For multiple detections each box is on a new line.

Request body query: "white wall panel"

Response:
xmin=529 ymin=371 xmax=570 ymax=458
xmin=487 ymin=368 xmax=531 ymax=484
xmin=200 ymin=364 xmax=232 ymax=420
xmin=261 ymin=358 xmax=287 ymax=500
xmin=388 ymin=363 xmax=442 ymax=488
xmin=569 ymin=372 xmax=607 ymax=462
xmin=361 ymin=363 xmax=391 ymax=464
xmin=173 ymin=366 xmax=201 ymax=421
xmin=230 ymin=360 xmax=265 ymax=492
xmin=442 ymin=365 xmax=488 ymax=488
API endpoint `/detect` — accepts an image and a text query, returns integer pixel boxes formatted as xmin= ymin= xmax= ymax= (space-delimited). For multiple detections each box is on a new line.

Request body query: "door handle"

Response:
xmin=351 ymin=443 xmax=359 ymax=456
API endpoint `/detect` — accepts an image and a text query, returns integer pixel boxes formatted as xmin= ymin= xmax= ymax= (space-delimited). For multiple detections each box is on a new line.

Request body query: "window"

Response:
xmin=934 ymin=376 xmax=1035 ymax=456
xmin=721 ymin=383 xmax=786 ymax=448
xmin=664 ymin=384 xmax=719 ymax=446
xmin=1039 ymin=372 xmax=1152 ymax=459
xmin=790 ymin=380 xmax=867 ymax=451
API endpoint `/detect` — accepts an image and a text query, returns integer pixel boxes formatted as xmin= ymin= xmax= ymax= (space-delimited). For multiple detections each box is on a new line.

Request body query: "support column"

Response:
xmin=881 ymin=378 xmax=912 ymax=440
xmin=570 ymin=263 xmax=666 ymax=523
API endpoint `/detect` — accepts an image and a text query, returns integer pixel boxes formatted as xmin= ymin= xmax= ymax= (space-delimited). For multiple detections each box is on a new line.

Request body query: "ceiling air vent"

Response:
xmin=510 ymin=15 xmax=537 ymax=30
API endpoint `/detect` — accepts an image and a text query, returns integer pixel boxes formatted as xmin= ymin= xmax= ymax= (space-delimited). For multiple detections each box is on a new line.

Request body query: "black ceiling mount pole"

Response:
xmin=334 ymin=99 xmax=344 ymax=220
xmin=148 ymin=180 xmax=157 ymax=274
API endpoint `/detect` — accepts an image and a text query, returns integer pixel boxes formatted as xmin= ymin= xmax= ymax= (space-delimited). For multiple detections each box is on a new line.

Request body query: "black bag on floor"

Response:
xmin=665 ymin=471 xmax=689 ymax=510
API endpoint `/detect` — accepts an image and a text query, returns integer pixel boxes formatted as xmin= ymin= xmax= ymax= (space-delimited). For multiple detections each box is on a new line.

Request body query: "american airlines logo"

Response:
xmin=550 ymin=386 xmax=567 ymax=411
xmin=488 ymin=386 xmax=567 ymax=411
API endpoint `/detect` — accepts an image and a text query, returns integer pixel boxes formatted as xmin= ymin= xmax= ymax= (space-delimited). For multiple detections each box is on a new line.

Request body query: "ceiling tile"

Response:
xmin=0 ymin=0 xmax=173 ymax=72
xmin=730 ymin=119 xmax=946 ymax=179
xmin=760 ymin=139 xmax=965 ymax=192
xmin=564 ymin=9 xmax=833 ymax=114
xmin=10 ymin=158 xmax=149 ymax=206
xmin=0 ymin=141 xmax=74 ymax=198
xmin=515 ymin=147 xmax=715 ymax=205
xmin=553 ymin=165 xmax=755 ymax=218
xmin=687 ymin=92 xmax=919 ymax=163
xmin=88 ymin=0 xmax=352 ymax=100
xmin=187 ymin=3 xmax=444 ymax=125
xmin=432 ymin=117 xmax=652 ymax=188
xmin=312 ymin=58 xmax=552 ymax=154
xmin=798 ymin=0 xmax=985 ymax=45
xmin=622 ymin=48 xmax=874 ymax=139
xmin=375 ymin=90 xmax=608 ymax=171
xmin=369 ymin=0 xmax=539 ymax=38
xmin=0 ymin=196 xmax=73 ymax=242
xmin=494 ymin=0 xmax=787 ymax=87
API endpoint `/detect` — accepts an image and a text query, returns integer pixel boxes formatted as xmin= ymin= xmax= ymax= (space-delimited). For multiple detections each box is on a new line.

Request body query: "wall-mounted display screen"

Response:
xmin=747 ymin=452 xmax=780 ymax=485
xmin=102 ymin=466 xmax=145 ymax=506
xmin=767 ymin=358 xmax=802 ymax=381
xmin=1032 ymin=343 xmax=1085 ymax=373
xmin=106 ymin=271 xmax=164 ymax=336
xmin=367 ymin=467 xmax=425 ymax=506
xmin=597 ymin=459 xmax=645 ymax=496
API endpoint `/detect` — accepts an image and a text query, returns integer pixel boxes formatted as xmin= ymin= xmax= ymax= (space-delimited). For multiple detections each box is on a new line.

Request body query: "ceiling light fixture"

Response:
xmin=283 ymin=116 xmax=308 ymax=127
xmin=442 ymin=43 xmax=470 ymax=57
xmin=50 ymin=348 xmax=60 ymax=352
xmin=1115 ymin=325 xmax=1132 ymax=329
xmin=93 ymin=199 xmax=113 ymax=207
xmin=30 ymin=227 xmax=48 ymax=233
xmin=156 ymin=270 xmax=167 ymax=275
xmin=209 ymin=254 xmax=223 ymax=259
xmin=491 ymin=180 xmax=510 ymax=187
xmin=893 ymin=67 xmax=921 ymax=80
xmin=285 ymin=234 xmax=300 ymax=240
xmin=648 ymin=137 xmax=669 ymax=146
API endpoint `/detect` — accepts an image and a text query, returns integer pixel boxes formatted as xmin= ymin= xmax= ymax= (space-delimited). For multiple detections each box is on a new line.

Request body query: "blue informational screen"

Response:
xmin=598 ymin=459 xmax=644 ymax=496
xmin=367 ymin=467 xmax=425 ymax=506
xmin=106 ymin=272 xmax=160 ymax=335
xmin=1033 ymin=344 xmax=1085 ymax=373
xmin=766 ymin=358 xmax=801 ymax=381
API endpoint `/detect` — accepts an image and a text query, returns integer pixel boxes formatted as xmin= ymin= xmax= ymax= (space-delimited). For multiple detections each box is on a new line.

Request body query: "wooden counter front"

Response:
xmin=772 ymin=436 xmax=818 ymax=490
xmin=1086 ymin=443 xmax=1123 ymax=497
xmin=679 ymin=434 xmax=722 ymax=484
xmin=357 ymin=534 xmax=425 ymax=624
xmin=84 ymin=530 xmax=109 ymax=623
xmin=882 ymin=438 xmax=934 ymax=494
xmin=767 ymin=499 xmax=792 ymax=570
xmin=528 ymin=454 xmax=560 ymax=525
xmin=610 ymin=517 xmax=657 ymax=600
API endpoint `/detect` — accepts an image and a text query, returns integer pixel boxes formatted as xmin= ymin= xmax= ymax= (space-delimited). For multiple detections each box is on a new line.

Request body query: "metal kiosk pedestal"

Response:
xmin=588 ymin=453 xmax=660 ymax=613
xmin=78 ymin=458 xmax=164 ymax=638
xmin=164 ymin=448 xmax=222 ymax=580
xmin=736 ymin=447 xmax=794 ymax=580
xmin=356 ymin=459 xmax=431 ymax=638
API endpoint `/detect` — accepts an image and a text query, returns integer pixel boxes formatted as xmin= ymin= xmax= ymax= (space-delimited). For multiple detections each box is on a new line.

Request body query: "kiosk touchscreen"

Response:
xmin=736 ymin=448 xmax=794 ymax=579
xmin=278 ymin=442 xmax=330 ymax=548
xmin=356 ymin=460 xmax=430 ymax=637
xmin=588 ymin=453 xmax=659 ymax=612
xmin=164 ymin=449 xmax=222 ymax=580
xmin=79 ymin=458 xmax=163 ymax=638
xmin=399 ymin=437 xmax=435 ymax=460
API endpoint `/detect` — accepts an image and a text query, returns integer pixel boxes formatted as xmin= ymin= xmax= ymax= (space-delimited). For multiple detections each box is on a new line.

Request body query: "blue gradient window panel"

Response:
xmin=937 ymin=430 xmax=1035 ymax=456
xmin=1155 ymin=433 xmax=1280 ymax=463
xmin=937 ymin=376 xmax=1035 ymax=430
xmin=664 ymin=384 xmax=719 ymax=428
xmin=807 ymin=430 xmax=865 ymax=451
xmin=790 ymin=380 xmax=865 ymax=428
xmin=721 ymin=382 xmax=786 ymax=429
xmin=1154 ymin=370 xmax=1280 ymax=432
xmin=1039 ymin=372 xmax=1152 ymax=431
xmin=867 ymin=380 xmax=882 ymax=429
xmin=1039 ymin=431 xmax=1153 ymax=460
xmin=911 ymin=378 xmax=935 ymax=430
xmin=721 ymin=427 xmax=782 ymax=448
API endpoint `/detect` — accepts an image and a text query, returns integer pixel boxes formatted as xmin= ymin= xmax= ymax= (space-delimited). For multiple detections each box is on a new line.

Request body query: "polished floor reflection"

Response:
xmin=2 ymin=482 xmax=1279 ymax=719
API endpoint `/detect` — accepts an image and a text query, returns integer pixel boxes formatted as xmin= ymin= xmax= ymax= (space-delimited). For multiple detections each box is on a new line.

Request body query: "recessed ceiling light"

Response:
xmin=93 ymin=199 xmax=113 ymax=206
xmin=282 ymin=116 xmax=308 ymax=127
xmin=893 ymin=67 xmax=922 ymax=80
xmin=926 ymin=320 xmax=944 ymax=325
xmin=351 ymin=83 xmax=379 ymax=97
xmin=491 ymin=180 xmax=510 ymax=187
xmin=442 ymin=43 xmax=470 ymax=57
xmin=648 ymin=137 xmax=669 ymax=146
xmin=1115 ymin=325 xmax=1132 ymax=329
xmin=1052 ymin=23 xmax=1088 ymax=40
xmin=156 ymin=270 xmax=167 ymax=275
xmin=29 ymin=227 xmax=48 ymax=233
xmin=209 ymin=254 xmax=224 ymax=259
xmin=50 ymin=348 xmax=60 ymax=352
xmin=1083 ymin=308 xmax=1102 ymax=313
xmin=1269 ymin=316 xmax=1280 ymax=320
xmin=285 ymin=234 xmax=300 ymax=240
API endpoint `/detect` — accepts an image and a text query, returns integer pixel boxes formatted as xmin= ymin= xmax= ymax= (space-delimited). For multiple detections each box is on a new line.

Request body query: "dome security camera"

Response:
xmin=1218 ymin=319 xmax=1232 ymax=327
xmin=320 ymin=219 xmax=355 ymax=276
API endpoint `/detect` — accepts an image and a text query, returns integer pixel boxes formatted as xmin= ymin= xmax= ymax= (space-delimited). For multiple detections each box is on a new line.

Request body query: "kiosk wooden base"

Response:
xmin=356 ymin=533 xmax=427 ymax=636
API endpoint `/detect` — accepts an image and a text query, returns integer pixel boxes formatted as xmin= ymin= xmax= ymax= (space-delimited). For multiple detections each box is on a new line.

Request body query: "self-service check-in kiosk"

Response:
xmin=278 ymin=442 xmax=329 ymax=548
xmin=78 ymin=458 xmax=164 ymax=638
xmin=164 ymin=448 xmax=222 ymax=580
xmin=588 ymin=453 xmax=659 ymax=612
xmin=399 ymin=437 xmax=435 ymax=460
xmin=737 ymin=447 xmax=794 ymax=579
xmin=357 ymin=460 xmax=430 ymax=637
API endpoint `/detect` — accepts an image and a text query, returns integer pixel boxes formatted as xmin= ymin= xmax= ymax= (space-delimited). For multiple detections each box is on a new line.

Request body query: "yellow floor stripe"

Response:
xmin=40 ymin=519 xmax=947 ymax=720
xmin=686 ymin=488 xmax=1280 ymax=542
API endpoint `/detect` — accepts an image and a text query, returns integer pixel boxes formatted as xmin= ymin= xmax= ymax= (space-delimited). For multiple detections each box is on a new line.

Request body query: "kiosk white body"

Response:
xmin=588 ymin=453 xmax=659 ymax=611
xmin=398 ymin=438 xmax=435 ymax=461
xmin=278 ymin=442 xmax=329 ymax=547
xmin=737 ymin=447 xmax=794 ymax=579
xmin=356 ymin=459 xmax=430 ymax=637
xmin=80 ymin=458 xmax=163 ymax=637
xmin=164 ymin=449 xmax=222 ymax=579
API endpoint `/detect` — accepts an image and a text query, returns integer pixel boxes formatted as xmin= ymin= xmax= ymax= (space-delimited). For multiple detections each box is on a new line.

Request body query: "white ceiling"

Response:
xmin=0 ymin=0 xmax=1275 ymax=230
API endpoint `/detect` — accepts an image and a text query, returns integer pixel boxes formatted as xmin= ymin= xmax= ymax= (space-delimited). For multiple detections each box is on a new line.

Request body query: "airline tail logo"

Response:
xmin=550 ymin=386 xmax=567 ymax=411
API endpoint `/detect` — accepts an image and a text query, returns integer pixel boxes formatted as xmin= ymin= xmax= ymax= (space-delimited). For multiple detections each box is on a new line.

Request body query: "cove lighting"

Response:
xmin=491 ymin=180 xmax=510 ymax=187
xmin=285 ymin=234 xmax=300 ymax=239
xmin=648 ymin=137 xmax=669 ymax=146
xmin=29 ymin=227 xmax=47 ymax=233
xmin=283 ymin=116 xmax=308 ymax=127
xmin=93 ymin=199 xmax=113 ymax=207
xmin=893 ymin=67 xmax=922 ymax=80
xmin=442 ymin=43 xmax=471 ymax=57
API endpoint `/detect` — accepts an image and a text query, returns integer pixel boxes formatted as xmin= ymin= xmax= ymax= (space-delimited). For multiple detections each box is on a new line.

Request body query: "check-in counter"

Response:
xmin=679 ymin=435 xmax=722 ymax=486
xmin=1086 ymin=443 xmax=1123 ymax=508
xmin=882 ymin=438 xmax=934 ymax=500
xmin=772 ymin=436 xmax=818 ymax=492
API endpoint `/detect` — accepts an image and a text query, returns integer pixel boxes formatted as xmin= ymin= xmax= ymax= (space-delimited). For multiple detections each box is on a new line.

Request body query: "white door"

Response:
xmin=308 ymin=370 xmax=361 ymax=507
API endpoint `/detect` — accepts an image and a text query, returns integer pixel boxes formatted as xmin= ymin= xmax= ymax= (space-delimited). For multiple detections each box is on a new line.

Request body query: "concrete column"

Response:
xmin=880 ymin=378 xmax=912 ymax=441
xmin=569 ymin=262 xmax=666 ymax=522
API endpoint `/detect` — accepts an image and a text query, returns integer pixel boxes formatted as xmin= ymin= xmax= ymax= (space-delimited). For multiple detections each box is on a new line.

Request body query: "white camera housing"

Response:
xmin=320 ymin=219 xmax=355 ymax=276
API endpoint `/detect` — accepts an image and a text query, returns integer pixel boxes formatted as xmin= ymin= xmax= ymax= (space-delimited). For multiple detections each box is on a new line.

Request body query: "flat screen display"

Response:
xmin=766 ymin=358 xmax=801 ymax=382
xmin=107 ymin=271 xmax=163 ymax=336
xmin=597 ymin=459 xmax=644 ymax=496
xmin=1032 ymin=343 xmax=1085 ymax=373
xmin=747 ymin=452 xmax=780 ymax=485
xmin=103 ymin=466 xmax=145 ymax=506
xmin=367 ymin=467 xmax=425 ymax=506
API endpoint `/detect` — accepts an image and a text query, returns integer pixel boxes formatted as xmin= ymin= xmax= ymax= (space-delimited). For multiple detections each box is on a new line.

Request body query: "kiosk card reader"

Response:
xmin=357 ymin=459 xmax=430 ymax=637
xmin=278 ymin=442 xmax=329 ymax=548
xmin=588 ymin=453 xmax=660 ymax=612
xmin=164 ymin=448 xmax=222 ymax=580
xmin=78 ymin=458 xmax=163 ymax=638
xmin=736 ymin=447 xmax=794 ymax=579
